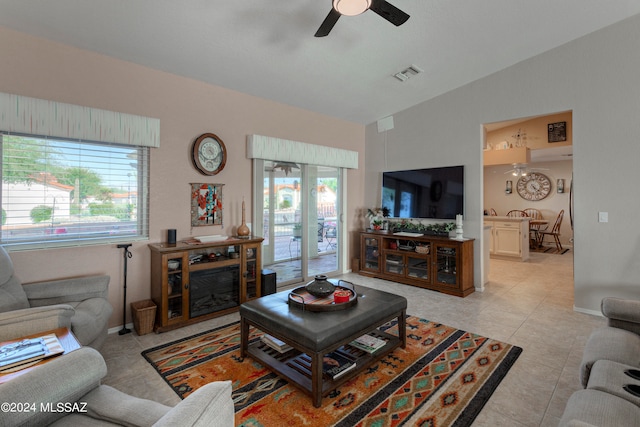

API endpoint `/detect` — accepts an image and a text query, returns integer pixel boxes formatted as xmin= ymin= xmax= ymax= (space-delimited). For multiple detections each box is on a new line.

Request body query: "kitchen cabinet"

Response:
xmin=485 ymin=217 xmax=530 ymax=261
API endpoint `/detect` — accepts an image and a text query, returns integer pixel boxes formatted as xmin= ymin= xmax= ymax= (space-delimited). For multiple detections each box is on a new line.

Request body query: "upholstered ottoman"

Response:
xmin=240 ymin=283 xmax=407 ymax=407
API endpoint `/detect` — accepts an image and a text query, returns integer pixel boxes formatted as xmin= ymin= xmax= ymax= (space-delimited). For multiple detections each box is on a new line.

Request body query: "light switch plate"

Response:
xmin=598 ymin=212 xmax=608 ymax=223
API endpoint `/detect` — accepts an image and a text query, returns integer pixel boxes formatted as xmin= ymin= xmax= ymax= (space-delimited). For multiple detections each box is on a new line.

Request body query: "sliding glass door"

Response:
xmin=254 ymin=160 xmax=341 ymax=288
xmin=308 ymin=166 xmax=339 ymax=278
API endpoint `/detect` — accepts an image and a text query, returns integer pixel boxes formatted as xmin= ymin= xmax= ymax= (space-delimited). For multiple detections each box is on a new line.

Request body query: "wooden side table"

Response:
xmin=0 ymin=327 xmax=81 ymax=384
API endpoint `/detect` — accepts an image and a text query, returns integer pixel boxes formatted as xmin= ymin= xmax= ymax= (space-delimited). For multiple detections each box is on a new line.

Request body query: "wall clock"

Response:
xmin=516 ymin=172 xmax=552 ymax=201
xmin=192 ymin=133 xmax=227 ymax=176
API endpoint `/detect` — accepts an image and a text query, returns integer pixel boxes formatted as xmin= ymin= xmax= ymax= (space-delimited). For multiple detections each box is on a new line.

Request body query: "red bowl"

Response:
xmin=333 ymin=290 xmax=351 ymax=303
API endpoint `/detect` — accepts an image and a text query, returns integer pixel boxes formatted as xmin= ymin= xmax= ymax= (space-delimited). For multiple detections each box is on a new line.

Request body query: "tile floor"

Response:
xmin=99 ymin=251 xmax=605 ymax=426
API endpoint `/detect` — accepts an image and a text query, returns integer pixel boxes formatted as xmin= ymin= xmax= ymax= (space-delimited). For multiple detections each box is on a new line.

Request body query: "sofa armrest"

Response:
xmin=80 ymin=384 xmax=171 ymax=426
xmin=0 ymin=305 xmax=74 ymax=341
xmin=23 ymin=275 xmax=110 ymax=307
xmin=601 ymin=297 xmax=640 ymax=335
xmin=0 ymin=347 xmax=106 ymax=427
xmin=154 ymin=381 xmax=234 ymax=427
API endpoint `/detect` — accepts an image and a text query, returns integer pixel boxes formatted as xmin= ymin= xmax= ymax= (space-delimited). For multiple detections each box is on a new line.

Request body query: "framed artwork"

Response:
xmin=548 ymin=122 xmax=567 ymax=142
xmin=190 ymin=183 xmax=223 ymax=226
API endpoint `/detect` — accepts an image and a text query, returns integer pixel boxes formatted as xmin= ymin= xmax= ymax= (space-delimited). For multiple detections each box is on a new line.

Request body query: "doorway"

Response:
xmin=482 ymin=111 xmax=574 ymax=281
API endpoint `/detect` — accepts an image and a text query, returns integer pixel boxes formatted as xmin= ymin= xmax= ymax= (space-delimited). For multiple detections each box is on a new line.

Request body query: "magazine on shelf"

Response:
xmin=349 ymin=334 xmax=386 ymax=353
xmin=0 ymin=334 xmax=64 ymax=372
xmin=261 ymin=334 xmax=292 ymax=353
xmin=323 ymin=352 xmax=356 ymax=379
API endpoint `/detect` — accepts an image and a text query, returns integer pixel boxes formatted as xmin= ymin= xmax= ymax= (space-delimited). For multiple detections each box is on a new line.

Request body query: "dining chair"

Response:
xmin=537 ymin=210 xmax=564 ymax=251
xmin=506 ymin=210 xmax=528 ymax=217
xmin=489 ymin=208 xmax=498 ymax=216
xmin=524 ymin=207 xmax=548 ymax=239
xmin=523 ymin=208 xmax=543 ymax=220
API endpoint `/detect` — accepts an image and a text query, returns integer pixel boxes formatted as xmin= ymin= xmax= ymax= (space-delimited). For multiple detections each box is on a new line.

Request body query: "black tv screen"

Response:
xmin=381 ymin=166 xmax=464 ymax=219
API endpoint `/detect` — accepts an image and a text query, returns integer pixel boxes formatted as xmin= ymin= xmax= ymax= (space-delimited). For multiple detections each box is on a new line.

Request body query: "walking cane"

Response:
xmin=118 ymin=243 xmax=133 ymax=335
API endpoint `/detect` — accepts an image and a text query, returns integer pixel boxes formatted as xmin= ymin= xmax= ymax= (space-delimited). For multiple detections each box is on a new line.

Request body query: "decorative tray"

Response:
xmin=288 ymin=279 xmax=357 ymax=312
xmin=194 ymin=235 xmax=228 ymax=243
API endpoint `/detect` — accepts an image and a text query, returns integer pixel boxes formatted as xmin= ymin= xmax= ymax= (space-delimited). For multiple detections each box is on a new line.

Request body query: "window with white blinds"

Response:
xmin=0 ymin=132 xmax=149 ymax=249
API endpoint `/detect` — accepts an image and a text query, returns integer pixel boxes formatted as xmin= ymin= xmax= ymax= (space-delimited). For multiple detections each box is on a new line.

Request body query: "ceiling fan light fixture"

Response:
xmin=333 ymin=0 xmax=372 ymax=16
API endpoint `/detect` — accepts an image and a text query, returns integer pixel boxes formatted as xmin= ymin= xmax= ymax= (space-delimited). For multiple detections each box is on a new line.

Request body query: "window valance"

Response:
xmin=247 ymin=134 xmax=358 ymax=169
xmin=0 ymin=92 xmax=160 ymax=148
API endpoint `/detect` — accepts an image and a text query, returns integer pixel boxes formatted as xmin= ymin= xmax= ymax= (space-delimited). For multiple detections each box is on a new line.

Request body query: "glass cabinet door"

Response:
xmin=383 ymin=252 xmax=404 ymax=276
xmin=362 ymin=236 xmax=381 ymax=273
xmin=406 ymin=255 xmax=429 ymax=281
xmin=435 ymin=245 xmax=458 ymax=286
xmin=242 ymin=242 xmax=261 ymax=301
xmin=165 ymin=253 xmax=188 ymax=323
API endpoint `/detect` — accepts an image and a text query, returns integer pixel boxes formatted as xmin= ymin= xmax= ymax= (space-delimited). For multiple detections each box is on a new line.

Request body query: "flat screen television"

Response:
xmin=381 ymin=166 xmax=464 ymax=219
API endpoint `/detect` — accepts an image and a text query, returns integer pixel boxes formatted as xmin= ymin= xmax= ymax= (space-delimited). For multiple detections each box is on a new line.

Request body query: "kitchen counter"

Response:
xmin=484 ymin=216 xmax=530 ymax=261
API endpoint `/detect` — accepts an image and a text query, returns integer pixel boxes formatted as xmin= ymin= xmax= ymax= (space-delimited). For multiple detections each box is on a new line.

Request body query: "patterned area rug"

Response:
xmin=142 ymin=316 xmax=521 ymax=426
xmin=531 ymin=246 xmax=571 ymax=255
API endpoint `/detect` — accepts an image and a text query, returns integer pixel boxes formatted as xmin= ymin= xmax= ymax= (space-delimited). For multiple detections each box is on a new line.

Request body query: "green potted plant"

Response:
xmin=293 ymin=223 xmax=302 ymax=237
xmin=371 ymin=218 xmax=384 ymax=230
xmin=366 ymin=207 xmax=389 ymax=230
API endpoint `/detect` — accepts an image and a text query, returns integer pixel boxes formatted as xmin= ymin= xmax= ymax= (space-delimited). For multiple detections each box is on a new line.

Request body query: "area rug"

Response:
xmin=544 ymin=247 xmax=570 ymax=255
xmin=142 ymin=316 xmax=522 ymax=426
xmin=531 ymin=246 xmax=570 ymax=255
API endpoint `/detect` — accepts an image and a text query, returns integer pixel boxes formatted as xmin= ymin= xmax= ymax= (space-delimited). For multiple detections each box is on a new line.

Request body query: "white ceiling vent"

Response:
xmin=393 ymin=64 xmax=424 ymax=82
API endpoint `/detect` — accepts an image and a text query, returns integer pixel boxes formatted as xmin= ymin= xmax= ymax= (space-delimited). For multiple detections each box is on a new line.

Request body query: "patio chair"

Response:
xmin=325 ymin=226 xmax=337 ymax=250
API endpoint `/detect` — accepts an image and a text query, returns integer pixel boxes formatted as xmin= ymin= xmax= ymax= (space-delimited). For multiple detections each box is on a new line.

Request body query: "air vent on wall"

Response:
xmin=393 ymin=64 xmax=423 ymax=82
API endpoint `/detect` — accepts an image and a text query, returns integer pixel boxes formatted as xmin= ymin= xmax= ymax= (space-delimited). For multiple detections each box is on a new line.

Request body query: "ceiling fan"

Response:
xmin=315 ymin=0 xmax=410 ymax=37
xmin=504 ymin=163 xmax=550 ymax=177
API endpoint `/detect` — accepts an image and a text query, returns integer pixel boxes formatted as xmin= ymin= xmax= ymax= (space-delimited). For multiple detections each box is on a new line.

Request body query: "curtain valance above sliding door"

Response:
xmin=247 ymin=134 xmax=358 ymax=169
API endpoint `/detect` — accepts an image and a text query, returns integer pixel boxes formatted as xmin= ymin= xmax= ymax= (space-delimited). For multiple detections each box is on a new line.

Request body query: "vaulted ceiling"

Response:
xmin=1 ymin=0 xmax=639 ymax=124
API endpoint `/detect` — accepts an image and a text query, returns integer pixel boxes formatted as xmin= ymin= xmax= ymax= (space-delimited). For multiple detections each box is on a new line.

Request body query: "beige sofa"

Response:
xmin=0 ymin=347 xmax=234 ymax=426
xmin=559 ymin=297 xmax=640 ymax=426
xmin=0 ymin=246 xmax=112 ymax=349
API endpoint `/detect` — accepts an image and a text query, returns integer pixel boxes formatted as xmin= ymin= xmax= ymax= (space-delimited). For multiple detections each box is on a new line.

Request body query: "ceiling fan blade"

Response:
xmin=315 ymin=8 xmax=341 ymax=37
xmin=369 ymin=0 xmax=410 ymax=26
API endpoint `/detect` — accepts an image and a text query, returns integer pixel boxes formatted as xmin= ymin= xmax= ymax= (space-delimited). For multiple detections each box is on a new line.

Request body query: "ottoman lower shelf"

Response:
xmin=240 ymin=283 xmax=408 ymax=408
xmin=246 ymin=328 xmax=401 ymax=404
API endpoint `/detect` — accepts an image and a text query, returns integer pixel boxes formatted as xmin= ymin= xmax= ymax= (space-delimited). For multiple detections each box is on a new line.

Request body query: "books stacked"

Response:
xmin=323 ymin=352 xmax=356 ymax=379
xmin=0 ymin=334 xmax=64 ymax=372
xmin=349 ymin=334 xmax=386 ymax=354
xmin=260 ymin=334 xmax=293 ymax=353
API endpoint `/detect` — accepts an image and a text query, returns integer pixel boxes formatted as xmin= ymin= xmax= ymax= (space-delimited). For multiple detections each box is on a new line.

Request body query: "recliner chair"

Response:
xmin=0 ymin=346 xmax=234 ymax=426
xmin=558 ymin=297 xmax=640 ymax=426
xmin=0 ymin=246 xmax=112 ymax=349
xmin=579 ymin=297 xmax=640 ymax=387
